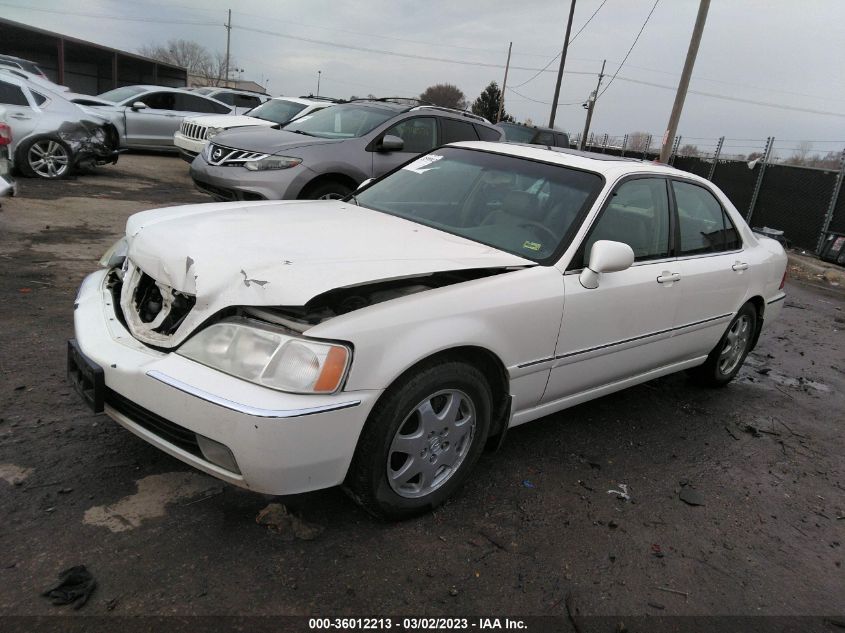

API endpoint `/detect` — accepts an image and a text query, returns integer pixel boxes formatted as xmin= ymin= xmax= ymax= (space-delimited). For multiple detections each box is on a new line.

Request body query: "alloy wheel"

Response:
xmin=28 ymin=140 xmax=69 ymax=178
xmin=718 ymin=314 xmax=752 ymax=375
xmin=386 ymin=389 xmax=476 ymax=499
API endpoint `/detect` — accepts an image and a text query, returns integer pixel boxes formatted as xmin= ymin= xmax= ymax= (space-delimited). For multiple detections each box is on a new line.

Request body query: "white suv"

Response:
xmin=174 ymin=96 xmax=339 ymax=162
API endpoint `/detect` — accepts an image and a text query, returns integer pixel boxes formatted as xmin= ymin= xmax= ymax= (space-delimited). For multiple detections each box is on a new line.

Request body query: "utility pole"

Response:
xmin=549 ymin=0 xmax=577 ymax=128
xmin=316 ymin=70 xmax=321 ymax=95
xmin=496 ymin=42 xmax=512 ymax=123
xmin=658 ymin=0 xmax=710 ymax=163
xmin=224 ymin=9 xmax=231 ymax=86
xmin=578 ymin=59 xmax=605 ymax=150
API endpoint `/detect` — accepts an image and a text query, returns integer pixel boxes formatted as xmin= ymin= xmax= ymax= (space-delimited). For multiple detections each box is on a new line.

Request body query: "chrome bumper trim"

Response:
xmin=146 ymin=370 xmax=361 ymax=419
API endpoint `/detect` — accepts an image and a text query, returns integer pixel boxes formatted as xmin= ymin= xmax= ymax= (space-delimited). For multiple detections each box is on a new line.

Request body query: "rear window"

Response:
xmin=497 ymin=123 xmax=536 ymax=143
xmin=0 ymin=80 xmax=29 ymax=106
xmin=441 ymin=118 xmax=479 ymax=144
xmin=475 ymin=124 xmax=501 ymax=141
xmin=248 ymin=99 xmax=308 ymax=124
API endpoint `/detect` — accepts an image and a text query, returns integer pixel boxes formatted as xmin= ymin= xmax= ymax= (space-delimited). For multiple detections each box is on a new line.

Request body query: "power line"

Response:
xmin=598 ymin=0 xmax=661 ymax=98
xmin=506 ymin=85 xmax=583 ymax=107
xmin=0 ymin=2 xmax=217 ymax=25
xmin=512 ymin=0 xmax=608 ymax=89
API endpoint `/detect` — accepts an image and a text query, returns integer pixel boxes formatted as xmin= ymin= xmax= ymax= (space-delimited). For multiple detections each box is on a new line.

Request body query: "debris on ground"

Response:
xmin=255 ymin=503 xmax=323 ymax=541
xmin=607 ymin=483 xmax=630 ymax=501
xmin=41 ymin=565 xmax=96 ymax=609
xmin=679 ymin=488 xmax=705 ymax=506
xmin=448 ymin=586 xmax=458 ymax=597
xmin=651 ymin=544 xmax=664 ymax=558
xmin=522 ymin=479 xmax=536 ymax=488
xmin=656 ymin=586 xmax=690 ymax=600
xmin=648 ymin=601 xmax=666 ymax=610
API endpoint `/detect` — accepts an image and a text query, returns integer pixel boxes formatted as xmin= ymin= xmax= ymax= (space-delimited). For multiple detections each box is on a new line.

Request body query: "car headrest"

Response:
xmin=501 ymin=190 xmax=543 ymax=222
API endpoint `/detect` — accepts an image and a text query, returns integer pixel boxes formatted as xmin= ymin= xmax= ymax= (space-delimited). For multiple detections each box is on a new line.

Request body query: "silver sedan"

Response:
xmin=90 ymin=86 xmax=233 ymax=149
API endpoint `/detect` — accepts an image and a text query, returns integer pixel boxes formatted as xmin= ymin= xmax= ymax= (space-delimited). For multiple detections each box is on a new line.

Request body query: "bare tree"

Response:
xmin=785 ymin=140 xmax=813 ymax=166
xmin=627 ymin=131 xmax=651 ymax=152
xmin=678 ymin=144 xmax=700 ymax=157
xmin=419 ymin=84 xmax=467 ymax=110
xmin=138 ymin=39 xmax=234 ymax=85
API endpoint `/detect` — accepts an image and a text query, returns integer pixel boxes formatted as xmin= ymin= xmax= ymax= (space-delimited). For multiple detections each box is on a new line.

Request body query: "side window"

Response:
xmin=234 ymin=94 xmax=261 ymax=108
xmin=474 ymin=124 xmax=501 ymax=141
xmin=31 ymin=91 xmax=47 ymax=106
xmin=534 ymin=130 xmax=555 ymax=146
xmin=214 ymin=92 xmax=235 ymax=105
xmin=555 ymin=133 xmax=570 ymax=147
xmin=583 ymin=178 xmax=671 ymax=264
xmin=0 ymin=80 xmax=29 ymax=106
xmin=383 ymin=117 xmax=437 ymax=153
xmin=142 ymin=92 xmax=177 ymax=110
xmin=673 ymin=181 xmax=741 ymax=254
xmin=440 ymin=118 xmax=479 ymax=144
xmin=176 ymin=94 xmax=228 ymax=113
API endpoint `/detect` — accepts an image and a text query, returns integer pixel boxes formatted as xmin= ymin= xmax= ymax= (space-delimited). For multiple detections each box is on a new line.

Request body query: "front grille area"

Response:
xmin=205 ymin=143 xmax=268 ymax=166
xmin=192 ymin=177 xmax=266 ymax=202
xmin=180 ymin=120 xmax=208 ymax=141
xmin=106 ymin=388 xmax=203 ymax=458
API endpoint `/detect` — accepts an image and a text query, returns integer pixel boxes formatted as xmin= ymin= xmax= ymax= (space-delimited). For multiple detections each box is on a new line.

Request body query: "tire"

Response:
xmin=301 ymin=179 xmax=352 ymax=200
xmin=344 ymin=360 xmax=492 ymax=520
xmin=18 ymin=137 xmax=73 ymax=179
xmin=689 ymin=303 xmax=757 ymax=387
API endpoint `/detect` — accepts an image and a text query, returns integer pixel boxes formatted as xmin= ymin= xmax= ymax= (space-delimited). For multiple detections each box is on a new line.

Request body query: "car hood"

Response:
xmin=183 ymin=114 xmax=275 ymax=129
xmin=211 ymin=127 xmax=342 ymax=154
xmin=123 ymin=200 xmax=532 ymax=345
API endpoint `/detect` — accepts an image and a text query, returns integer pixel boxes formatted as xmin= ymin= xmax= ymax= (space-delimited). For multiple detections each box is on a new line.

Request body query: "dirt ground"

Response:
xmin=0 ymin=155 xmax=843 ymax=625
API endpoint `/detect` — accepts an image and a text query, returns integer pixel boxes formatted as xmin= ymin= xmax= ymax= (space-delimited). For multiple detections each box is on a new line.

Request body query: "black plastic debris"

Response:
xmin=41 ymin=565 xmax=96 ymax=609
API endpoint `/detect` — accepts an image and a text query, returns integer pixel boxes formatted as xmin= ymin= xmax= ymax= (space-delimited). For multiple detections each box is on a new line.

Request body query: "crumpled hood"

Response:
xmin=210 ymin=127 xmax=341 ymax=154
xmin=183 ymin=114 xmax=275 ymax=129
xmin=123 ymin=199 xmax=532 ymax=344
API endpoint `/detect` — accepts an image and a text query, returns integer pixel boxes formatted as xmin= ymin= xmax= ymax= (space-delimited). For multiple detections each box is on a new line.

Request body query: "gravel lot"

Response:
xmin=1 ymin=155 xmax=843 ymax=625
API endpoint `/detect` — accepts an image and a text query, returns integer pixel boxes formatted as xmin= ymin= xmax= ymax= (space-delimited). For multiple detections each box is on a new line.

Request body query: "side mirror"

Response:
xmin=579 ymin=240 xmax=635 ymax=289
xmin=379 ymin=135 xmax=404 ymax=152
xmin=130 ymin=101 xmax=148 ymax=111
xmin=356 ymin=178 xmax=374 ymax=191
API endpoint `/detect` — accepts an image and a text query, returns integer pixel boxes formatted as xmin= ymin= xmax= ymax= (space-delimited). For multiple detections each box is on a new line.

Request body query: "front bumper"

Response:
xmin=71 ymin=269 xmax=381 ymax=495
xmin=174 ymin=132 xmax=205 ymax=163
xmin=190 ymin=155 xmax=310 ymax=201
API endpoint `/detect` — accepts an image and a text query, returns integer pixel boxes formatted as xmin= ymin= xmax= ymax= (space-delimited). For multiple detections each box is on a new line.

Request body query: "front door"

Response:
xmin=544 ymin=177 xmax=683 ymax=402
xmin=371 ymin=116 xmax=438 ymax=178
xmin=124 ymin=91 xmax=182 ymax=147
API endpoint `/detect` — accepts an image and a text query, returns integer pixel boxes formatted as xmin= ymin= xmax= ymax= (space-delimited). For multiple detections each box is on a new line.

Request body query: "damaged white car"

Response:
xmin=69 ymin=143 xmax=787 ymax=519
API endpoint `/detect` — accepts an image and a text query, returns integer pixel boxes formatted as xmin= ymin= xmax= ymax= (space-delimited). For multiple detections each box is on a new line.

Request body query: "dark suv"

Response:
xmin=496 ymin=122 xmax=570 ymax=148
xmin=189 ymin=98 xmax=504 ymax=200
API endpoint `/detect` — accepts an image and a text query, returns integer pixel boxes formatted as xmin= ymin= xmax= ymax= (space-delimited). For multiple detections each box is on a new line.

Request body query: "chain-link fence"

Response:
xmin=572 ymin=133 xmax=845 ymax=252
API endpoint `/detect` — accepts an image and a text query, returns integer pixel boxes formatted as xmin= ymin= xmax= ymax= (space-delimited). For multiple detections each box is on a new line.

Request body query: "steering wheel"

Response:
xmin=519 ymin=221 xmax=558 ymax=246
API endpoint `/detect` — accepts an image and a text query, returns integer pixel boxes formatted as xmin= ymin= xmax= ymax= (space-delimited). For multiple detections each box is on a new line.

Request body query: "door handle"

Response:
xmin=656 ymin=272 xmax=681 ymax=284
xmin=9 ymin=114 xmax=30 ymax=120
xmin=732 ymin=262 xmax=749 ymax=272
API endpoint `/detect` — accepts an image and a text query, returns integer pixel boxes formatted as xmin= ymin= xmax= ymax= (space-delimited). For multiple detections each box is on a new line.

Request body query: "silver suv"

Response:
xmin=189 ymin=99 xmax=504 ymax=200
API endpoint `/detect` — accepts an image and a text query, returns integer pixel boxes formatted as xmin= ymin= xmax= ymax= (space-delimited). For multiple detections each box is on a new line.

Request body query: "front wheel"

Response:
xmin=344 ymin=361 xmax=492 ymax=520
xmin=300 ymin=180 xmax=352 ymax=200
xmin=19 ymin=137 xmax=72 ymax=179
xmin=689 ymin=303 xmax=757 ymax=387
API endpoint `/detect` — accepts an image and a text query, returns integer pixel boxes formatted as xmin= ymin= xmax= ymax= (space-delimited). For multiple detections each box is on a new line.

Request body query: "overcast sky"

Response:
xmin=3 ymin=0 xmax=845 ymax=157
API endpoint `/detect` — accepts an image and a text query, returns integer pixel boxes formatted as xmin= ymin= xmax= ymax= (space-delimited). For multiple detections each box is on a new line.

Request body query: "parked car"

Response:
xmin=0 ymin=66 xmax=70 ymax=94
xmin=0 ymin=73 xmax=119 ymax=179
xmin=0 ymin=106 xmax=16 ymax=198
xmin=191 ymin=87 xmax=270 ymax=113
xmin=0 ymin=53 xmax=48 ymax=78
xmin=497 ymin=121 xmax=570 ymax=148
xmin=174 ymin=96 xmax=339 ymax=163
xmin=69 ymin=142 xmax=787 ymax=519
xmin=88 ymin=85 xmax=233 ymax=149
xmin=190 ymin=99 xmax=503 ymax=200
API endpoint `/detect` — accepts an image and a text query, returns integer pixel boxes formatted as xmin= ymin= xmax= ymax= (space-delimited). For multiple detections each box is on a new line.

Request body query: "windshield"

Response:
xmin=284 ymin=104 xmax=396 ymax=138
xmin=97 ymin=86 xmax=146 ymax=103
xmin=498 ymin=123 xmax=538 ymax=143
xmin=194 ymin=87 xmax=214 ymax=95
xmin=354 ymin=147 xmax=603 ymax=263
xmin=247 ymin=99 xmax=308 ymax=124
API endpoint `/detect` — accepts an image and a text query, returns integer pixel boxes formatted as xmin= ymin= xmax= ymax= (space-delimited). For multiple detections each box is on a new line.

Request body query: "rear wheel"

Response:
xmin=300 ymin=179 xmax=352 ymax=200
xmin=689 ymin=303 xmax=757 ymax=387
xmin=19 ymin=137 xmax=72 ymax=179
xmin=344 ymin=360 xmax=491 ymax=520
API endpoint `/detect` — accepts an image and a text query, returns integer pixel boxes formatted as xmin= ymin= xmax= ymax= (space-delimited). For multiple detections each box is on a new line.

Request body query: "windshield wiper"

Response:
xmin=289 ymin=129 xmax=314 ymax=136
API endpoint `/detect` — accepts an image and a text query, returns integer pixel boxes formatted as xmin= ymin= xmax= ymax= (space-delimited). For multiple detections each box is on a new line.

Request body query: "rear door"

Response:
xmin=543 ymin=176 xmax=683 ymax=402
xmin=670 ymin=178 xmax=749 ymax=359
xmin=0 ymin=78 xmax=38 ymax=150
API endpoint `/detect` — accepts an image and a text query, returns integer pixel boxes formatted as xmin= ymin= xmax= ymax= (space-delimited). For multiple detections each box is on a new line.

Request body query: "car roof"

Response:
xmin=271 ymin=96 xmax=335 ymax=106
xmin=496 ymin=121 xmax=566 ymax=135
xmin=447 ymin=140 xmax=695 ymax=179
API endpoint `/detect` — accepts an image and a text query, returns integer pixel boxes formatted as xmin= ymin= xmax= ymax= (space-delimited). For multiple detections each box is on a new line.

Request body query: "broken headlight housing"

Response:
xmin=99 ymin=236 xmax=128 ymax=268
xmin=178 ymin=317 xmax=350 ymax=394
xmin=244 ymin=155 xmax=302 ymax=171
xmin=206 ymin=126 xmax=224 ymax=140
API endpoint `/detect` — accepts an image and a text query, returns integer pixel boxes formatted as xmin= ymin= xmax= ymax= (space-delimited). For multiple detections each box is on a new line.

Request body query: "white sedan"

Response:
xmin=69 ymin=142 xmax=787 ymax=519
